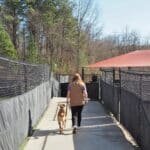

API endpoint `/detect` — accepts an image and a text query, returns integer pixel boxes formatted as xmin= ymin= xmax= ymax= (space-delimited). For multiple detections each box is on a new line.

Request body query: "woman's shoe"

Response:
xmin=73 ymin=126 xmax=77 ymax=134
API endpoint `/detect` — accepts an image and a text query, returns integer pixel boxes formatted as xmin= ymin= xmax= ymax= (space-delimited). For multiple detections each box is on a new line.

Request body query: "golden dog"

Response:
xmin=57 ymin=104 xmax=67 ymax=134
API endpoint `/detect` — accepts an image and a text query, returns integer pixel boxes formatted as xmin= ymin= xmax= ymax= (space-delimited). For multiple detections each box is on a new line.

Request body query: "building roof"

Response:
xmin=86 ymin=50 xmax=150 ymax=68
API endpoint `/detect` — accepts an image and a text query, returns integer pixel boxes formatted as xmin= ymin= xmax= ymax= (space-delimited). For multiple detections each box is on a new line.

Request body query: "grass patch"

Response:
xmin=19 ymin=137 xmax=29 ymax=150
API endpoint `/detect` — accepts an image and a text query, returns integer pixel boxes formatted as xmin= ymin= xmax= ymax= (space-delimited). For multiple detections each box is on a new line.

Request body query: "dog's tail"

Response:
xmin=64 ymin=102 xmax=68 ymax=128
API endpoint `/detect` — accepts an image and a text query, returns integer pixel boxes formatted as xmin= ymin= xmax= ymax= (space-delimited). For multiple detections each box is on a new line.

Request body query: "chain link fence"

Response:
xmin=100 ymin=69 xmax=120 ymax=118
xmin=0 ymin=57 xmax=50 ymax=98
xmin=101 ymin=69 xmax=150 ymax=150
xmin=120 ymin=70 xmax=150 ymax=150
xmin=0 ymin=57 xmax=61 ymax=150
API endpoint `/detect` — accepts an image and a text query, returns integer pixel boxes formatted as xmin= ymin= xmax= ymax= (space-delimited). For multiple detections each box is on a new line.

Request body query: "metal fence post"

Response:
xmin=138 ymin=74 xmax=142 ymax=144
xmin=82 ymin=67 xmax=84 ymax=81
xmin=99 ymin=69 xmax=101 ymax=101
xmin=24 ymin=65 xmax=28 ymax=92
xmin=118 ymin=68 xmax=121 ymax=122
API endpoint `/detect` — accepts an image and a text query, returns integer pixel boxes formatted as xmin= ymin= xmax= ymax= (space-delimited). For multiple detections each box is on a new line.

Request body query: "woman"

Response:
xmin=67 ymin=73 xmax=88 ymax=134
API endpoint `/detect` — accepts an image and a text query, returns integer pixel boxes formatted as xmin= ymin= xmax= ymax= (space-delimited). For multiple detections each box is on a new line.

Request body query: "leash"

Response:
xmin=65 ymin=100 xmax=69 ymax=117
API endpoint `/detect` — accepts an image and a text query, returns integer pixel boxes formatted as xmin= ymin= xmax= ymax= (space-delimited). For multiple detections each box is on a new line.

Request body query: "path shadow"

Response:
xmin=32 ymin=128 xmax=73 ymax=139
xmin=73 ymin=101 xmax=140 ymax=150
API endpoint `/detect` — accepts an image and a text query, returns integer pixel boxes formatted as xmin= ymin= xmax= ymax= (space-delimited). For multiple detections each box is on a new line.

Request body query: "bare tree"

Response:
xmin=73 ymin=0 xmax=102 ymax=72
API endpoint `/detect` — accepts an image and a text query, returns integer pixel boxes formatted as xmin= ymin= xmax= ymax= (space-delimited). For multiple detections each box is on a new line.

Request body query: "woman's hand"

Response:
xmin=85 ymin=98 xmax=90 ymax=104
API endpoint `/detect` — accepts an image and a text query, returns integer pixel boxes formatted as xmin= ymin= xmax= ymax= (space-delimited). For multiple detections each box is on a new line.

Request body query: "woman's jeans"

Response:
xmin=71 ymin=105 xmax=84 ymax=127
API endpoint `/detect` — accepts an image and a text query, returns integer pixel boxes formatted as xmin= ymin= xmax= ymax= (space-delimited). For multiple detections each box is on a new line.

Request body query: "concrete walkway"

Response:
xmin=24 ymin=97 xmax=137 ymax=150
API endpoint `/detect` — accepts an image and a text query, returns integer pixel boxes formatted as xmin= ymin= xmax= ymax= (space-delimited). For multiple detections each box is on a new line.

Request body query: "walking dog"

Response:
xmin=57 ymin=104 xmax=67 ymax=134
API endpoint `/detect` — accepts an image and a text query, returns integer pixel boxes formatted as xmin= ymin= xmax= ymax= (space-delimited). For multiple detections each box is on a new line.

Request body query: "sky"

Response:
xmin=95 ymin=0 xmax=150 ymax=38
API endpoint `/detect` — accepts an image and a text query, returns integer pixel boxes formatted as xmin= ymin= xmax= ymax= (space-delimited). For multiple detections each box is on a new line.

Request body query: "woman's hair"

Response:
xmin=72 ymin=73 xmax=83 ymax=84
